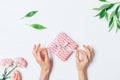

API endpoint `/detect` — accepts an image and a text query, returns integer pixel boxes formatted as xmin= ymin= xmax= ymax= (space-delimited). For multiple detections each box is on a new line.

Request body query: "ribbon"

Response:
xmin=48 ymin=40 xmax=72 ymax=54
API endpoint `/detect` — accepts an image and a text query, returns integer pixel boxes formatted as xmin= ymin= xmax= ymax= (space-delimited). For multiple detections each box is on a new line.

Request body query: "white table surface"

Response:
xmin=0 ymin=0 xmax=120 ymax=80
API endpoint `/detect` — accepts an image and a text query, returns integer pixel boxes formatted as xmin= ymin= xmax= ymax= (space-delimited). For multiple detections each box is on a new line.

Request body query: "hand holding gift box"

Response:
xmin=48 ymin=32 xmax=78 ymax=61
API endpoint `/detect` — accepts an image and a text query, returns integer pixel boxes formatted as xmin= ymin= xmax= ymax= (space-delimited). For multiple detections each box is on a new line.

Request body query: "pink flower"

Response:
xmin=12 ymin=70 xmax=22 ymax=80
xmin=0 ymin=58 xmax=14 ymax=67
xmin=15 ymin=57 xmax=28 ymax=68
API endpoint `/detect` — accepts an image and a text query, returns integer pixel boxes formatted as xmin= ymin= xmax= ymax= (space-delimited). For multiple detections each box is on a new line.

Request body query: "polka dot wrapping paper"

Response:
xmin=48 ymin=32 xmax=78 ymax=61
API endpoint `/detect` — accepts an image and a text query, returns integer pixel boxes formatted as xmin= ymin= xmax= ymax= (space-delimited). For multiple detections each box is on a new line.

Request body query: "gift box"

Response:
xmin=48 ymin=32 xmax=78 ymax=61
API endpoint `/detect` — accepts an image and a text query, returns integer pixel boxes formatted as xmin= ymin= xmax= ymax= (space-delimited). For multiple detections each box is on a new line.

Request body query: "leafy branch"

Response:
xmin=94 ymin=0 xmax=120 ymax=32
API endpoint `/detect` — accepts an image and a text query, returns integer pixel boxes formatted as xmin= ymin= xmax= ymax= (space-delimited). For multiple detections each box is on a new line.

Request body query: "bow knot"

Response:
xmin=55 ymin=40 xmax=72 ymax=54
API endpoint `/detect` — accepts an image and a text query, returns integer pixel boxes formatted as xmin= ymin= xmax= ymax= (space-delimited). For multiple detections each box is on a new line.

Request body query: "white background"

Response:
xmin=0 ymin=0 xmax=120 ymax=80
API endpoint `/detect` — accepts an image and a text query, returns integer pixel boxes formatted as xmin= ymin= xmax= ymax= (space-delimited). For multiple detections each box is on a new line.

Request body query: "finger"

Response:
xmin=33 ymin=52 xmax=36 ymax=58
xmin=79 ymin=49 xmax=88 ymax=61
xmin=33 ymin=44 xmax=39 ymax=59
xmin=33 ymin=50 xmax=40 ymax=62
xmin=83 ymin=45 xmax=91 ymax=60
xmin=38 ymin=43 xmax=40 ymax=48
xmin=38 ymin=48 xmax=43 ymax=53
xmin=87 ymin=45 xmax=94 ymax=59
xmin=36 ymin=44 xmax=41 ymax=53
xmin=39 ymin=48 xmax=44 ymax=56
xmin=76 ymin=50 xmax=80 ymax=63
xmin=33 ymin=44 xmax=36 ymax=50
xmin=36 ymin=53 xmax=43 ymax=62
xmin=44 ymin=48 xmax=49 ymax=61
xmin=33 ymin=45 xmax=43 ymax=62
xmin=33 ymin=44 xmax=36 ymax=55
xmin=37 ymin=48 xmax=44 ymax=61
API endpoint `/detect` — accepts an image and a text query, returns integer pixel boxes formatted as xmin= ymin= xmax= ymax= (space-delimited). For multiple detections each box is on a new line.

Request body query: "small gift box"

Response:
xmin=48 ymin=32 xmax=78 ymax=61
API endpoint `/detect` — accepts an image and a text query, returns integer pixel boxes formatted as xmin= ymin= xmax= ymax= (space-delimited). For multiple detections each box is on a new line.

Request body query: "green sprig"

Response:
xmin=26 ymin=24 xmax=46 ymax=30
xmin=21 ymin=10 xmax=38 ymax=19
xmin=99 ymin=0 xmax=107 ymax=2
xmin=94 ymin=1 xmax=120 ymax=32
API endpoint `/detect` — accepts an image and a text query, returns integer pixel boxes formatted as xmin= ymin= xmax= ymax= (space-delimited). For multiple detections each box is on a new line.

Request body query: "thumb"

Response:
xmin=76 ymin=50 xmax=80 ymax=63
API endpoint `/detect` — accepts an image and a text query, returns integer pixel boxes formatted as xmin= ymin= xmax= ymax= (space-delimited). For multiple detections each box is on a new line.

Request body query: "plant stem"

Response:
xmin=6 ymin=66 xmax=17 ymax=77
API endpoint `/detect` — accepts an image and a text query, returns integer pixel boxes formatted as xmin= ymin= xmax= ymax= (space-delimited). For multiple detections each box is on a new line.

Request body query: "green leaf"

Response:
xmin=110 ymin=11 xmax=115 ymax=19
xmin=109 ymin=22 xmax=114 ymax=32
xmin=99 ymin=0 xmax=107 ymax=2
xmin=22 ymin=10 xmax=38 ymax=19
xmin=96 ymin=10 xmax=106 ymax=18
xmin=116 ymin=12 xmax=119 ymax=19
xmin=30 ymin=24 xmax=46 ymax=30
xmin=100 ymin=10 xmax=106 ymax=18
xmin=105 ymin=10 xmax=109 ymax=21
xmin=115 ymin=6 xmax=120 ymax=19
xmin=116 ymin=19 xmax=120 ymax=29
xmin=115 ymin=5 xmax=120 ymax=13
xmin=106 ymin=4 xmax=114 ymax=11
xmin=109 ymin=17 xmax=114 ymax=27
xmin=116 ymin=18 xmax=120 ymax=33
xmin=93 ymin=4 xmax=114 ymax=11
xmin=117 ymin=24 xmax=120 ymax=29
xmin=93 ymin=4 xmax=109 ymax=10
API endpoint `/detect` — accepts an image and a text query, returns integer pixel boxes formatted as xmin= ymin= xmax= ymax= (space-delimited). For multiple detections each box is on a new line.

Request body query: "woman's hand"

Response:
xmin=33 ymin=44 xmax=52 ymax=80
xmin=76 ymin=45 xmax=94 ymax=80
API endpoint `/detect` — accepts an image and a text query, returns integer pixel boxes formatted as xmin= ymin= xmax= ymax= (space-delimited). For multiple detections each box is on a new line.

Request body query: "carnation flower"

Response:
xmin=0 ymin=58 xmax=14 ymax=67
xmin=0 ymin=57 xmax=28 ymax=80
xmin=15 ymin=57 xmax=28 ymax=68
xmin=12 ymin=70 xmax=22 ymax=80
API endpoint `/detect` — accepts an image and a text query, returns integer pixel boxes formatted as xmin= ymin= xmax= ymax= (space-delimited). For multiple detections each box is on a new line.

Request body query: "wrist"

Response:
xmin=40 ymin=70 xmax=50 ymax=80
xmin=78 ymin=69 xmax=88 ymax=80
xmin=41 ymin=69 xmax=50 ymax=75
xmin=78 ymin=69 xmax=87 ymax=74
